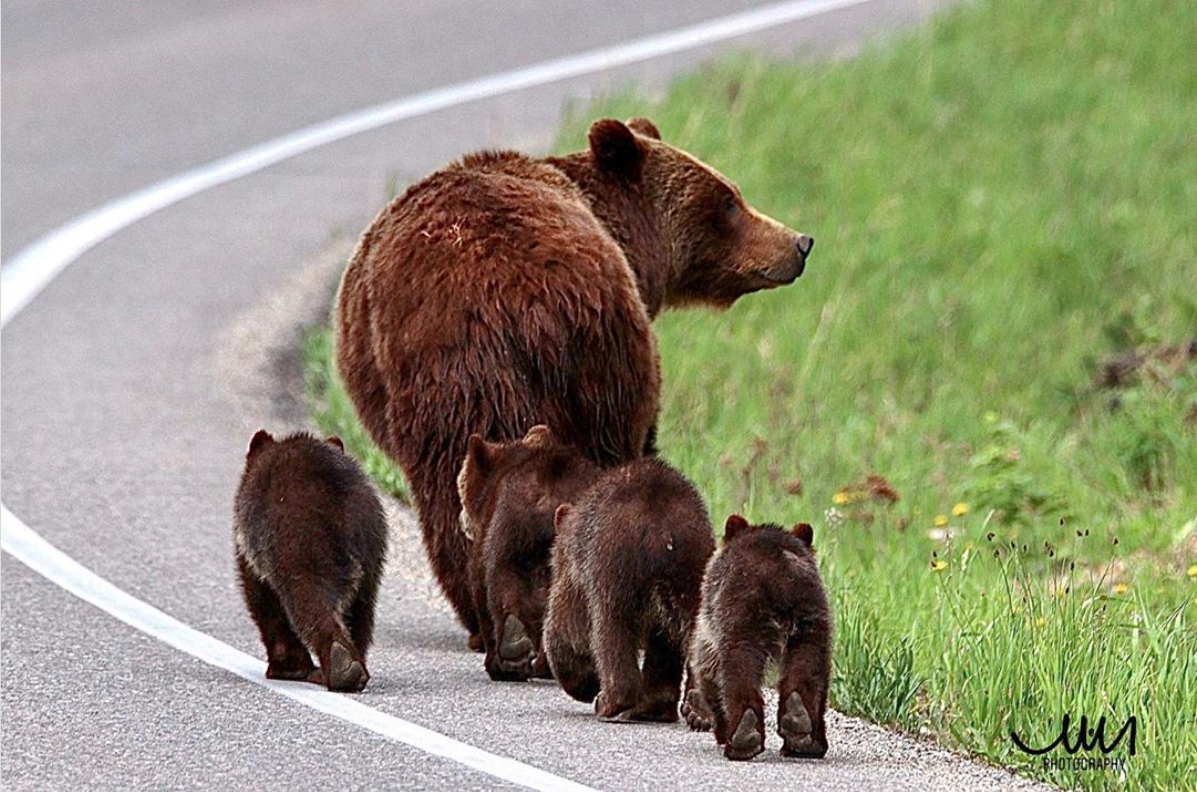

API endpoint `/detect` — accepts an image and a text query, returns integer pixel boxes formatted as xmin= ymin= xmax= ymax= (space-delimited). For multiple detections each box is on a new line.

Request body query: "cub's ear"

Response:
xmin=792 ymin=522 xmax=814 ymax=546
xmin=247 ymin=429 xmax=273 ymax=458
xmin=326 ymin=435 xmax=344 ymax=452
xmin=554 ymin=503 xmax=571 ymax=530
xmin=523 ymin=424 xmax=552 ymax=446
xmin=723 ymin=514 xmax=750 ymax=544
xmin=625 ymin=117 xmax=661 ymax=140
xmin=464 ymin=434 xmax=494 ymax=475
xmin=589 ymin=119 xmax=644 ymax=179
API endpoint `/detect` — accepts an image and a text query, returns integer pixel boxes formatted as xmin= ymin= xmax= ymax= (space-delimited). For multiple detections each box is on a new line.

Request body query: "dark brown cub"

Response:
xmin=685 ymin=515 xmax=831 ymax=760
xmin=458 ymin=425 xmax=601 ymax=681
xmin=233 ymin=430 xmax=388 ymax=692
xmin=544 ymin=458 xmax=715 ymax=722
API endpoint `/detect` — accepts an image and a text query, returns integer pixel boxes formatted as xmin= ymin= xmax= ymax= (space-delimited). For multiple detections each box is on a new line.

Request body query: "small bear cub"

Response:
xmin=458 ymin=425 xmax=600 ymax=681
xmin=684 ymin=515 xmax=831 ymax=760
xmin=234 ymin=430 xmax=388 ymax=692
xmin=545 ymin=457 xmax=715 ymax=722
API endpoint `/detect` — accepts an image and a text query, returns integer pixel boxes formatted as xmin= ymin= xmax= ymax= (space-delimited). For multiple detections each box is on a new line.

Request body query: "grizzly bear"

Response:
xmin=544 ymin=457 xmax=715 ymax=722
xmin=335 ymin=116 xmax=812 ymax=644
xmin=684 ymin=515 xmax=831 ymax=760
xmin=233 ymin=430 xmax=388 ymax=692
xmin=458 ymin=425 xmax=601 ymax=681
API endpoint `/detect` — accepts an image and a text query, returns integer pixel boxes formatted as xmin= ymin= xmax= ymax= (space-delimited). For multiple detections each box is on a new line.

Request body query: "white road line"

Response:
xmin=0 ymin=0 xmax=875 ymax=788
xmin=0 ymin=507 xmax=592 ymax=792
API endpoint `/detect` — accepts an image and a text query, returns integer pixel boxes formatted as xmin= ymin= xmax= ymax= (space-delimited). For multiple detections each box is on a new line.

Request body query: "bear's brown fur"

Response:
xmin=233 ymin=430 xmax=388 ymax=692
xmin=335 ymin=116 xmax=811 ymax=642
xmin=544 ymin=458 xmax=715 ymax=722
xmin=684 ymin=515 xmax=832 ymax=760
xmin=458 ymin=425 xmax=601 ymax=681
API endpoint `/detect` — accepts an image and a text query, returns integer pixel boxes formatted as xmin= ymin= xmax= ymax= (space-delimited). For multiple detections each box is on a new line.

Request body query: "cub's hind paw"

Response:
xmin=486 ymin=616 xmax=535 ymax=681
xmin=594 ymin=691 xmax=639 ymax=722
xmin=327 ymin=642 xmax=369 ymax=692
xmin=498 ymin=616 xmax=535 ymax=662
xmin=601 ymin=691 xmax=680 ymax=723
xmin=485 ymin=655 xmax=533 ymax=682
xmin=682 ymin=689 xmax=713 ymax=732
xmin=724 ymin=710 xmax=764 ymax=761
xmin=265 ymin=658 xmax=315 ymax=681
xmin=778 ymin=692 xmax=826 ymax=758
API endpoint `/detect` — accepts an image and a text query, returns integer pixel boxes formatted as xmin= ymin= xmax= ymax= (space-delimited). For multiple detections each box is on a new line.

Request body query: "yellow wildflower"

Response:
xmin=931 ymin=560 xmax=948 ymax=572
xmin=1112 ymin=583 xmax=1129 ymax=595
xmin=952 ymin=502 xmax=970 ymax=517
xmin=1187 ymin=565 xmax=1197 ymax=580
xmin=832 ymin=491 xmax=851 ymax=506
xmin=933 ymin=514 xmax=950 ymax=528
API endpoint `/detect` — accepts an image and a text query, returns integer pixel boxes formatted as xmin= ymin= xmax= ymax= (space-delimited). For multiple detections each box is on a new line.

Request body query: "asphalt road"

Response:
xmin=2 ymin=1 xmax=1050 ymax=789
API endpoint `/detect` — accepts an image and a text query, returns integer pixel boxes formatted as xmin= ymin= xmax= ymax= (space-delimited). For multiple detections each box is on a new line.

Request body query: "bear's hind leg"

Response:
xmin=484 ymin=564 xmax=539 ymax=682
xmin=545 ymin=575 xmax=599 ymax=702
xmin=238 ymin=557 xmax=314 ymax=681
xmin=718 ymin=646 xmax=768 ymax=760
xmin=346 ymin=569 xmax=381 ymax=663
xmin=590 ymin=600 xmax=644 ymax=721
xmin=777 ymin=633 xmax=831 ymax=758
xmin=279 ymin=583 xmax=367 ymax=693
xmin=623 ymin=627 xmax=683 ymax=722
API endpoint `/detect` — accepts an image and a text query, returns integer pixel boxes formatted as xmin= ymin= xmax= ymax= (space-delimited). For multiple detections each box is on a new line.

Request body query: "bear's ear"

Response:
xmin=464 ymin=434 xmax=495 ymax=475
xmin=792 ymin=522 xmax=814 ymax=546
xmin=589 ymin=119 xmax=644 ymax=179
xmin=554 ymin=503 xmax=571 ymax=530
xmin=626 ymin=117 xmax=661 ymax=140
xmin=523 ymin=424 xmax=552 ymax=446
xmin=326 ymin=435 xmax=344 ymax=452
xmin=724 ymin=514 xmax=750 ymax=543
xmin=247 ymin=429 xmax=273 ymax=459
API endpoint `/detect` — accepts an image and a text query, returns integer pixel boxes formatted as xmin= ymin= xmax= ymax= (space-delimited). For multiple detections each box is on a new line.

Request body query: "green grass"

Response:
xmin=305 ymin=1 xmax=1197 ymax=788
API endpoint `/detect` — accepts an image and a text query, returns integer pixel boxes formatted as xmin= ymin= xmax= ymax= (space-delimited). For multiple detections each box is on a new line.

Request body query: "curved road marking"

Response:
xmin=0 ymin=508 xmax=592 ymax=792
xmin=1 ymin=0 xmax=874 ymax=789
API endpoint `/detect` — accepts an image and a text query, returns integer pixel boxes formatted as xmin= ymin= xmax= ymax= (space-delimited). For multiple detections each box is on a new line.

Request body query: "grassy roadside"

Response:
xmin=306 ymin=1 xmax=1196 ymax=788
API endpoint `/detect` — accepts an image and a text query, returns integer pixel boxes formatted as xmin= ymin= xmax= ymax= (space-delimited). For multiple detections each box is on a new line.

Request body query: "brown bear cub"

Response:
xmin=458 ymin=425 xmax=600 ymax=682
xmin=544 ymin=458 xmax=715 ymax=722
xmin=684 ymin=515 xmax=832 ymax=760
xmin=233 ymin=430 xmax=388 ymax=692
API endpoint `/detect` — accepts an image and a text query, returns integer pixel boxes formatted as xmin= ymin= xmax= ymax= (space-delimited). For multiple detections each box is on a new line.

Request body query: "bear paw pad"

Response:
xmin=725 ymin=709 xmax=764 ymax=761
xmin=779 ymin=692 xmax=825 ymax=758
xmin=327 ymin=642 xmax=368 ymax=693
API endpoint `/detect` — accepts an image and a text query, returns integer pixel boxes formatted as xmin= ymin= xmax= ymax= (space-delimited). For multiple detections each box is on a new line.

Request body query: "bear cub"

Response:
xmin=234 ymin=430 xmax=388 ymax=692
xmin=458 ymin=425 xmax=600 ymax=682
xmin=684 ymin=515 xmax=831 ymax=760
xmin=545 ymin=457 xmax=715 ymax=722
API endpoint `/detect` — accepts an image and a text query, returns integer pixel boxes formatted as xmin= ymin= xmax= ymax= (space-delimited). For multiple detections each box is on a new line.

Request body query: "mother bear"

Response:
xmin=335 ymin=118 xmax=812 ymax=646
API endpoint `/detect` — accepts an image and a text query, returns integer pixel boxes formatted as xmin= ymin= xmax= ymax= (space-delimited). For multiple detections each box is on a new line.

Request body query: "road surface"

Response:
xmin=2 ymin=1 xmax=1048 ymax=789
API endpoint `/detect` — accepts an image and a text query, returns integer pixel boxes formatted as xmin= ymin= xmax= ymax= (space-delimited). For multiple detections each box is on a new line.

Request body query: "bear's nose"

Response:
xmin=796 ymin=234 xmax=814 ymax=257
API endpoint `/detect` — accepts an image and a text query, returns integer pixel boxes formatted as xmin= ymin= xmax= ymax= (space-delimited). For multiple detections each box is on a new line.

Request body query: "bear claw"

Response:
xmin=725 ymin=709 xmax=764 ymax=761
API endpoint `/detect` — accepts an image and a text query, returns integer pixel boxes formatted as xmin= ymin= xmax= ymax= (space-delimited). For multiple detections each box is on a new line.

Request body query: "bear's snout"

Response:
xmin=796 ymin=234 xmax=814 ymax=258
